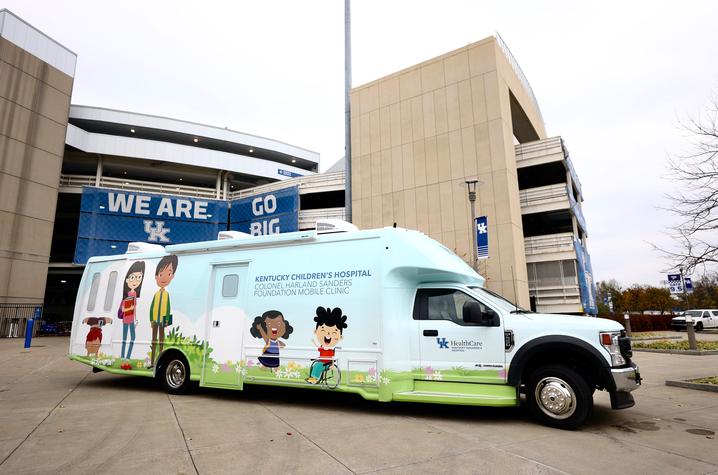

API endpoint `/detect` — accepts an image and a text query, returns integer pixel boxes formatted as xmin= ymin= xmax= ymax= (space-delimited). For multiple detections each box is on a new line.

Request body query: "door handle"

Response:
xmin=423 ymin=329 xmax=438 ymax=337
xmin=213 ymin=321 xmax=220 ymax=328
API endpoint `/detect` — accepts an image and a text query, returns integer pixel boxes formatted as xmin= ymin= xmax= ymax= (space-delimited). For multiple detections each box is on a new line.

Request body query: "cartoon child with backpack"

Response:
xmin=149 ymin=255 xmax=178 ymax=367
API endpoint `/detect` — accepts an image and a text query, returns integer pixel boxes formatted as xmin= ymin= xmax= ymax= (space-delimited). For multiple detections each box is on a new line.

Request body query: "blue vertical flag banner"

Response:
xmin=684 ymin=277 xmax=693 ymax=294
xmin=74 ymin=187 xmax=229 ymax=264
xmin=667 ymin=274 xmax=683 ymax=294
xmin=574 ymin=239 xmax=598 ymax=315
xmin=229 ymin=186 xmax=299 ymax=236
xmin=476 ymin=216 xmax=489 ymax=259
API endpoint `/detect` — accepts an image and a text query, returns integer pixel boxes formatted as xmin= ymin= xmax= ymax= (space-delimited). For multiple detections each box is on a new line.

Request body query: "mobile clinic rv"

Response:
xmin=69 ymin=225 xmax=640 ymax=429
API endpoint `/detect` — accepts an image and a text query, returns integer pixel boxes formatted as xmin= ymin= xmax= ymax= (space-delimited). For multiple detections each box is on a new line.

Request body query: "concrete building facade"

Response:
xmin=0 ymin=10 xmax=77 ymax=304
xmin=350 ymin=35 xmax=549 ymax=308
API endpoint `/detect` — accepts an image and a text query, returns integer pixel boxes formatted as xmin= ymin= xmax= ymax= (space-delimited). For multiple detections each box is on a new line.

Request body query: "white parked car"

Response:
xmin=671 ymin=309 xmax=718 ymax=331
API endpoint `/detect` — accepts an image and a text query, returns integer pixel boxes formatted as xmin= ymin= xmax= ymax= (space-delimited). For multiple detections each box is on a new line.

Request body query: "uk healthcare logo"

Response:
xmin=436 ymin=337 xmax=449 ymax=349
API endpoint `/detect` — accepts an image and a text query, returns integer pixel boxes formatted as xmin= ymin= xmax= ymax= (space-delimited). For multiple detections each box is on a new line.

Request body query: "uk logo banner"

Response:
xmin=476 ymin=216 xmax=488 ymax=259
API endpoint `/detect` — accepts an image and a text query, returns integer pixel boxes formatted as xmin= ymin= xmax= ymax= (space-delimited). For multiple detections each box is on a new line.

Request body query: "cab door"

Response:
xmin=414 ymin=287 xmax=505 ymax=383
xmin=201 ymin=264 xmax=248 ymax=388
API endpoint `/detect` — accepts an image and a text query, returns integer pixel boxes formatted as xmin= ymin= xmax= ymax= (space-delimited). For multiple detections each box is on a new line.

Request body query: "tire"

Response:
xmin=526 ymin=365 xmax=593 ymax=430
xmin=325 ymin=365 xmax=341 ymax=389
xmin=159 ymin=353 xmax=192 ymax=395
xmin=696 ymin=322 xmax=704 ymax=332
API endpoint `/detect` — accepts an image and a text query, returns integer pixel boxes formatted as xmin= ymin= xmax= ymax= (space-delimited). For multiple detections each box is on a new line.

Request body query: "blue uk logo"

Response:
xmin=436 ymin=337 xmax=449 ymax=349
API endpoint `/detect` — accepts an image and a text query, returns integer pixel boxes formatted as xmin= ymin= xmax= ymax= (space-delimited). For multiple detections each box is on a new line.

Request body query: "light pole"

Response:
xmin=465 ymin=180 xmax=479 ymax=272
xmin=680 ymin=267 xmax=697 ymax=350
xmin=344 ymin=0 xmax=352 ymax=223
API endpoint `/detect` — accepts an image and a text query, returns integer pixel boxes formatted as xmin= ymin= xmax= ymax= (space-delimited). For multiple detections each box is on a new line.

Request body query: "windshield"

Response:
xmin=468 ymin=286 xmax=530 ymax=313
xmin=684 ymin=310 xmax=702 ymax=318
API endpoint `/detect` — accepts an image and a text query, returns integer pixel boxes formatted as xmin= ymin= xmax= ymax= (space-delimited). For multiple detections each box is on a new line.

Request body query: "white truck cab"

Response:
xmin=671 ymin=309 xmax=718 ymax=331
xmin=69 ymin=226 xmax=640 ymax=429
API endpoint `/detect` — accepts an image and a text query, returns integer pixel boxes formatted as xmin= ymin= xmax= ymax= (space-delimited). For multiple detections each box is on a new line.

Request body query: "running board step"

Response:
xmin=393 ymin=381 xmax=518 ymax=407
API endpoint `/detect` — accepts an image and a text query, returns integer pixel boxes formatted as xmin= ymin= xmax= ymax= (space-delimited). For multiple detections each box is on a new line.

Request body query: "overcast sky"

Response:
xmin=7 ymin=0 xmax=718 ymax=287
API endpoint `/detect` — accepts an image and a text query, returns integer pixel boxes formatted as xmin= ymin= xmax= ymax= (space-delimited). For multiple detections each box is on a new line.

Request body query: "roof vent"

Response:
xmin=218 ymin=230 xmax=252 ymax=240
xmin=126 ymin=242 xmax=165 ymax=254
xmin=316 ymin=219 xmax=358 ymax=234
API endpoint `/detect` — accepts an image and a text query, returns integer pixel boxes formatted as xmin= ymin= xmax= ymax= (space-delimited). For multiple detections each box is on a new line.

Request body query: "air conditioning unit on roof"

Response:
xmin=218 ymin=230 xmax=252 ymax=240
xmin=316 ymin=219 xmax=358 ymax=234
xmin=126 ymin=242 xmax=165 ymax=254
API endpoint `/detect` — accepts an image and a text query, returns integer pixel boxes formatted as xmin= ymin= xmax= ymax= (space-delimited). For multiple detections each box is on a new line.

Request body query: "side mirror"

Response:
xmin=463 ymin=301 xmax=499 ymax=326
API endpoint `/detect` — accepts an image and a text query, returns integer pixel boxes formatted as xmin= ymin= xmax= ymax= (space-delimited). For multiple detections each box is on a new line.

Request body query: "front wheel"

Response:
xmin=526 ymin=365 xmax=592 ymax=430
xmin=159 ymin=354 xmax=192 ymax=395
xmin=695 ymin=322 xmax=704 ymax=332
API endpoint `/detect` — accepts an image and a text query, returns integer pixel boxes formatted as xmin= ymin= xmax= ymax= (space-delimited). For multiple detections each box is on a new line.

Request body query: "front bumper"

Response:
xmin=611 ymin=363 xmax=641 ymax=392
xmin=608 ymin=362 xmax=641 ymax=409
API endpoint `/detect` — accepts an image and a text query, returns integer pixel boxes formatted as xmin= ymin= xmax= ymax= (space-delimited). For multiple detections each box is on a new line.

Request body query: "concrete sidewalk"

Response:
xmin=1 ymin=337 xmax=717 ymax=474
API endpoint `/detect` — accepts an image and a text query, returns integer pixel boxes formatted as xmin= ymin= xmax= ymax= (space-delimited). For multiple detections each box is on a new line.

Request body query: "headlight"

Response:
xmin=600 ymin=331 xmax=626 ymax=366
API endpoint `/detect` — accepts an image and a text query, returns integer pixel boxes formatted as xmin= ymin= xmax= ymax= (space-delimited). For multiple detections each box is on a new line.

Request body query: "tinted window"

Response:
xmin=87 ymin=273 xmax=101 ymax=311
xmin=413 ymin=289 xmax=497 ymax=325
xmin=222 ymin=274 xmax=238 ymax=298
xmin=103 ymin=271 xmax=118 ymax=311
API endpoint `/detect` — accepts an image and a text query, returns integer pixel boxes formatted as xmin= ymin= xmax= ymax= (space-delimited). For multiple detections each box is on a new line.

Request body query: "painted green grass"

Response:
xmin=690 ymin=376 xmax=718 ymax=385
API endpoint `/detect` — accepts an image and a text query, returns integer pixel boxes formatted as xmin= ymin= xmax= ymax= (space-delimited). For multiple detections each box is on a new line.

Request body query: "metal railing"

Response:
xmin=495 ymin=33 xmax=544 ymax=124
xmin=524 ymin=233 xmax=575 ymax=256
xmin=519 ymin=183 xmax=569 ymax=208
xmin=59 ymin=174 xmax=219 ymax=199
xmin=0 ymin=304 xmax=42 ymax=338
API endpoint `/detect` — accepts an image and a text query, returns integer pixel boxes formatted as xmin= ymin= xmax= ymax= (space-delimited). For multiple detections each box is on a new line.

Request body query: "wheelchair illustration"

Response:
xmin=308 ymin=359 xmax=341 ymax=389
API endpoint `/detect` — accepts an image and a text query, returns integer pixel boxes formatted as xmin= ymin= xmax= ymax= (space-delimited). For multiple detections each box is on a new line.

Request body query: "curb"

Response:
xmin=631 ymin=336 xmax=682 ymax=341
xmin=666 ymin=380 xmax=718 ymax=393
xmin=633 ymin=348 xmax=718 ymax=356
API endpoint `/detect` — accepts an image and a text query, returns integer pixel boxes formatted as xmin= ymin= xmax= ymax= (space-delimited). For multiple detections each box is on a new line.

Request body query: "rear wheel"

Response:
xmin=696 ymin=322 xmax=704 ymax=331
xmin=526 ymin=365 xmax=592 ymax=430
xmin=324 ymin=364 xmax=340 ymax=389
xmin=158 ymin=353 xmax=192 ymax=395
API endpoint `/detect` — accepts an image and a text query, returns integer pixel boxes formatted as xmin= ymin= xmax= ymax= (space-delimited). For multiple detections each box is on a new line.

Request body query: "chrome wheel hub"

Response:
xmin=166 ymin=360 xmax=186 ymax=389
xmin=535 ymin=377 xmax=576 ymax=420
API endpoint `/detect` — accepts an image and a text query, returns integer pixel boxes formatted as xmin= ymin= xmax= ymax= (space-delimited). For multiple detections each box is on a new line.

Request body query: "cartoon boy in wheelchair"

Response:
xmin=306 ymin=307 xmax=348 ymax=388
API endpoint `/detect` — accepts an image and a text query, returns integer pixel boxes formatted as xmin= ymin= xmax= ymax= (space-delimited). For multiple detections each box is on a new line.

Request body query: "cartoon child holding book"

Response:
xmin=118 ymin=261 xmax=145 ymax=365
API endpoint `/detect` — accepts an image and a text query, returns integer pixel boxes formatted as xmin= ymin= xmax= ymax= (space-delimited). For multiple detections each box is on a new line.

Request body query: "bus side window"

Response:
xmin=103 ymin=271 xmax=118 ymax=311
xmin=87 ymin=273 xmax=101 ymax=312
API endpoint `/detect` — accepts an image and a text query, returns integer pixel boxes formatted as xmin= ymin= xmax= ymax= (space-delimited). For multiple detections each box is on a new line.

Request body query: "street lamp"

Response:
xmin=464 ymin=179 xmax=480 ymax=272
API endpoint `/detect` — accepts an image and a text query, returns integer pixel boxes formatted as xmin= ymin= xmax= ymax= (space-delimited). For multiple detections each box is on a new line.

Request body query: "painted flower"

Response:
xmin=353 ymin=374 xmax=366 ymax=383
xmin=222 ymin=363 xmax=232 ymax=373
xmin=380 ymin=376 xmax=391 ymax=385
xmin=247 ymin=360 xmax=255 ymax=368
xmin=287 ymin=361 xmax=300 ymax=371
xmin=498 ymin=368 xmax=506 ymax=379
xmin=424 ymin=366 xmax=434 ymax=376
xmin=366 ymin=374 xmax=376 ymax=383
xmin=432 ymin=371 xmax=443 ymax=381
xmin=145 ymin=357 xmax=152 ymax=367
xmin=136 ymin=361 xmax=144 ymax=369
xmin=212 ymin=363 xmax=219 ymax=374
xmin=240 ymin=368 xmax=247 ymax=377
xmin=368 ymin=367 xmax=377 ymax=377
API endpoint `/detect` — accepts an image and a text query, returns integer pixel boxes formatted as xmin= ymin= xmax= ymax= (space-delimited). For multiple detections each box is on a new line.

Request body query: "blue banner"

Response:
xmin=230 ymin=186 xmax=299 ymax=236
xmin=74 ymin=187 xmax=228 ymax=264
xmin=575 ymin=239 xmax=597 ymax=315
xmin=684 ymin=277 xmax=693 ymax=293
xmin=476 ymin=216 xmax=488 ymax=259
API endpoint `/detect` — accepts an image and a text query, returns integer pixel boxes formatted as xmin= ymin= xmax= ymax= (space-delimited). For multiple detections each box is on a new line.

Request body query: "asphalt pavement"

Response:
xmin=1 ymin=337 xmax=717 ymax=474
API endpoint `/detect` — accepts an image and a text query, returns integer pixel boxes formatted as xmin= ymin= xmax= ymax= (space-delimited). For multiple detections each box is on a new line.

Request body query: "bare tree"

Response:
xmin=662 ymin=91 xmax=718 ymax=273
